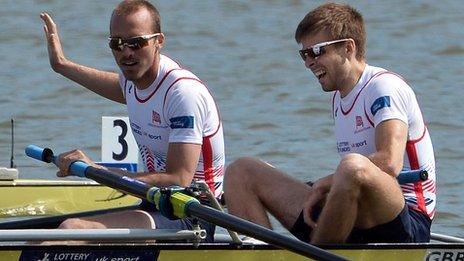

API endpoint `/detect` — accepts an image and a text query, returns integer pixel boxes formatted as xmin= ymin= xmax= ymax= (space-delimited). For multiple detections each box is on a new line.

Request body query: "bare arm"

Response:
xmin=57 ymin=143 xmax=201 ymax=188
xmin=125 ymin=143 xmax=201 ymax=187
xmin=40 ymin=12 xmax=125 ymax=104
xmin=368 ymin=119 xmax=408 ymax=177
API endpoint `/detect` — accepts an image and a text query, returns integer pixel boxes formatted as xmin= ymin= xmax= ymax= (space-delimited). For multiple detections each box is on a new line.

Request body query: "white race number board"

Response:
xmin=101 ymin=116 xmax=138 ymax=164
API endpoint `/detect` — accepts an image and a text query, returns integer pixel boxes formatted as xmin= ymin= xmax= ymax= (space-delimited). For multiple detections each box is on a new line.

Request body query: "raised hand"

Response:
xmin=40 ymin=12 xmax=68 ymax=72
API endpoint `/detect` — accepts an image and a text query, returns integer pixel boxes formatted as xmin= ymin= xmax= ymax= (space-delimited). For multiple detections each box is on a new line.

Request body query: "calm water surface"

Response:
xmin=1 ymin=0 xmax=463 ymax=236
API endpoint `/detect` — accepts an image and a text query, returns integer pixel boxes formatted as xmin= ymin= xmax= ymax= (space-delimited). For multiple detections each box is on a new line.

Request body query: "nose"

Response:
xmin=121 ymin=45 xmax=134 ymax=56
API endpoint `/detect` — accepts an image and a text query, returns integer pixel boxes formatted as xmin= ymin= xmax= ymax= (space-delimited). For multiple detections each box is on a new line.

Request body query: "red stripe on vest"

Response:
xmin=406 ymin=126 xmax=428 ymax=216
xmin=202 ymin=136 xmax=215 ymax=195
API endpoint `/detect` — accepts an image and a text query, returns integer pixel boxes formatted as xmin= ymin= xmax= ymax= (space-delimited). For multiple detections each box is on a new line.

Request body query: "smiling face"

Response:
xmin=300 ymin=30 xmax=364 ymax=97
xmin=110 ymin=7 xmax=164 ymax=89
xmin=294 ymin=3 xmax=367 ymax=97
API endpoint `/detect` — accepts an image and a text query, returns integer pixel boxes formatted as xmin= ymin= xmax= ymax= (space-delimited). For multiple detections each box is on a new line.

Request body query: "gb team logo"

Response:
xmin=354 ymin=115 xmax=370 ymax=134
xmin=355 ymin=116 xmax=364 ymax=130
xmin=152 ymin=111 xmax=161 ymax=125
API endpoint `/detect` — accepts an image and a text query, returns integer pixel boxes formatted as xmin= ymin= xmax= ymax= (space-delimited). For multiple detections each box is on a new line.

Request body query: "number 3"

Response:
xmin=113 ymin=119 xmax=128 ymax=161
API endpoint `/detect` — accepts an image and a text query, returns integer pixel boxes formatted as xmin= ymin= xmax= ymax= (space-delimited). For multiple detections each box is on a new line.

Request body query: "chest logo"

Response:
xmin=354 ymin=115 xmax=371 ymax=134
xmin=356 ymin=115 xmax=364 ymax=128
xmin=152 ymin=111 xmax=161 ymax=124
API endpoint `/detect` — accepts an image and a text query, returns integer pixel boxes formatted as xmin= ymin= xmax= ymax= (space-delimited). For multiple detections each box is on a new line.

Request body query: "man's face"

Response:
xmin=109 ymin=9 xmax=163 ymax=87
xmin=299 ymin=31 xmax=351 ymax=93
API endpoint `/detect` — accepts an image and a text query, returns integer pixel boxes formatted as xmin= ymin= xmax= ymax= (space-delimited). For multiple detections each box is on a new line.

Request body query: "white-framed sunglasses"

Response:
xmin=299 ymin=38 xmax=351 ymax=61
xmin=108 ymin=33 xmax=161 ymax=51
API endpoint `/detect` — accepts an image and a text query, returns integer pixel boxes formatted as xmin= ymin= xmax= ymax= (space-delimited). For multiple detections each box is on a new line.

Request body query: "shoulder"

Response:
xmin=367 ymin=69 xmax=414 ymax=98
xmin=364 ymin=69 xmax=417 ymax=117
xmin=165 ymin=77 xmax=214 ymax=110
xmin=160 ymin=54 xmax=214 ymax=102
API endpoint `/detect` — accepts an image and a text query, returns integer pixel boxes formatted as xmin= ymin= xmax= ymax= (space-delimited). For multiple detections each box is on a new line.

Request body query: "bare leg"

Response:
xmin=224 ymin=157 xmax=311 ymax=230
xmin=59 ymin=210 xmax=156 ymax=229
xmin=33 ymin=210 xmax=157 ymax=245
xmin=311 ymin=154 xmax=405 ymax=244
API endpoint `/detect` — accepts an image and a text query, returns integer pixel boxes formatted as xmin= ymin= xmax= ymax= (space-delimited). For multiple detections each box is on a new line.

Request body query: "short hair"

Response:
xmin=111 ymin=0 xmax=161 ymax=33
xmin=295 ymin=3 xmax=366 ymax=60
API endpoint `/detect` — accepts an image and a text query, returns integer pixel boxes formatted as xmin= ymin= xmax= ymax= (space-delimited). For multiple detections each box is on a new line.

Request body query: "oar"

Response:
xmin=431 ymin=233 xmax=464 ymax=243
xmin=26 ymin=145 xmax=348 ymax=261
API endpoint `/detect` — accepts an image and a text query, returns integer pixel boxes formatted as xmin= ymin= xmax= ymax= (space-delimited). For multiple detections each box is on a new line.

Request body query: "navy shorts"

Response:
xmin=140 ymin=200 xmax=215 ymax=242
xmin=289 ymin=204 xmax=431 ymax=243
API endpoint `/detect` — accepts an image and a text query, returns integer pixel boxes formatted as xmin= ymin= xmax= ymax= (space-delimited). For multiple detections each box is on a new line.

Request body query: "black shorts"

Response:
xmin=289 ymin=204 xmax=431 ymax=243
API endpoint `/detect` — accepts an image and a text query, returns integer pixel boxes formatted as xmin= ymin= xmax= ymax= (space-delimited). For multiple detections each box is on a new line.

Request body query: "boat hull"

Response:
xmin=2 ymin=179 xmax=463 ymax=260
xmin=0 ymin=243 xmax=462 ymax=261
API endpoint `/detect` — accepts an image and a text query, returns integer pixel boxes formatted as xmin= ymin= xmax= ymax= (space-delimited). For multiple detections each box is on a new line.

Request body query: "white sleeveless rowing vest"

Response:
xmin=332 ymin=64 xmax=436 ymax=219
xmin=119 ymin=54 xmax=224 ymax=198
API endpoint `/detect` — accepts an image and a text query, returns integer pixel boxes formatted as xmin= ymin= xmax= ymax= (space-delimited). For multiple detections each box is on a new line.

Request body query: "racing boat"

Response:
xmin=0 ymin=143 xmax=461 ymax=261
xmin=0 ymin=229 xmax=463 ymax=261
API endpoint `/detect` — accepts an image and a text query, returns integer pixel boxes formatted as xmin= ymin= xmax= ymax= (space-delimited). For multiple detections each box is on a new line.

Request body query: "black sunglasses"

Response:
xmin=299 ymin=38 xmax=350 ymax=61
xmin=108 ymin=33 xmax=161 ymax=51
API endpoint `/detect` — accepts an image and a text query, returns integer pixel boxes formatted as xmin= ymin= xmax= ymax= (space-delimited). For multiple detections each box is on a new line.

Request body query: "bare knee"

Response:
xmin=58 ymin=218 xmax=104 ymax=229
xmin=336 ymin=153 xmax=371 ymax=186
xmin=59 ymin=218 xmax=80 ymax=229
xmin=224 ymin=157 xmax=261 ymax=186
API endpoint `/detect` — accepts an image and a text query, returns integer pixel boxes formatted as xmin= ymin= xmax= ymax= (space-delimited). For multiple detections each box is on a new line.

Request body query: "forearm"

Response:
xmin=137 ymin=172 xmax=192 ymax=187
xmin=368 ymin=152 xmax=403 ymax=177
xmin=369 ymin=120 xmax=407 ymax=177
xmin=54 ymin=59 xmax=125 ymax=104
xmin=109 ymin=168 xmax=192 ymax=188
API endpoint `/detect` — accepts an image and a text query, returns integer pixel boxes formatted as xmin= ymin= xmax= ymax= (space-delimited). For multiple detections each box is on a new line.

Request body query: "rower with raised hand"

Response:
xmin=40 ymin=0 xmax=224 ymax=242
xmin=224 ymin=2 xmax=436 ymax=244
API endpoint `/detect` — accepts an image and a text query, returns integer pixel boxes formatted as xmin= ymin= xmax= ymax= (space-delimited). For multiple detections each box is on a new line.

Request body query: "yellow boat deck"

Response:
xmin=0 ymin=179 xmax=139 ymax=218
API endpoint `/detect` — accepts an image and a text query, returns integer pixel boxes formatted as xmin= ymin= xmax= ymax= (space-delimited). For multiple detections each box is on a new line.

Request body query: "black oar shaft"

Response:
xmin=85 ymin=167 xmax=152 ymax=200
xmin=187 ymin=202 xmax=344 ymax=261
xmin=86 ymin=168 xmax=346 ymax=260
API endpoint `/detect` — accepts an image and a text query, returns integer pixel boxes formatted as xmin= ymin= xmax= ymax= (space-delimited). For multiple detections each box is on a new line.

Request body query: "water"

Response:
xmin=1 ymin=0 xmax=463 ymax=237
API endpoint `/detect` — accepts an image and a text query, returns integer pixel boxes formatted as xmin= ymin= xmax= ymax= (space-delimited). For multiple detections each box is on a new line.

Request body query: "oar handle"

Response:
xmin=26 ymin=145 xmax=154 ymax=200
xmin=25 ymin=145 xmax=54 ymax=163
xmin=25 ymin=145 xmax=88 ymax=178
xmin=397 ymin=169 xmax=428 ymax=184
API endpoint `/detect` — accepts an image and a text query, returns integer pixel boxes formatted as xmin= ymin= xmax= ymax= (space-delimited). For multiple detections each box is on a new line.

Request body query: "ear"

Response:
xmin=345 ymin=39 xmax=357 ymax=59
xmin=155 ymin=33 xmax=165 ymax=49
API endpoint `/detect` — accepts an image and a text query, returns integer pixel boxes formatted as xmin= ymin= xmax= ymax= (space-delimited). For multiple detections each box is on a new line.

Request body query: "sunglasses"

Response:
xmin=108 ymin=33 xmax=161 ymax=51
xmin=299 ymin=38 xmax=350 ymax=61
